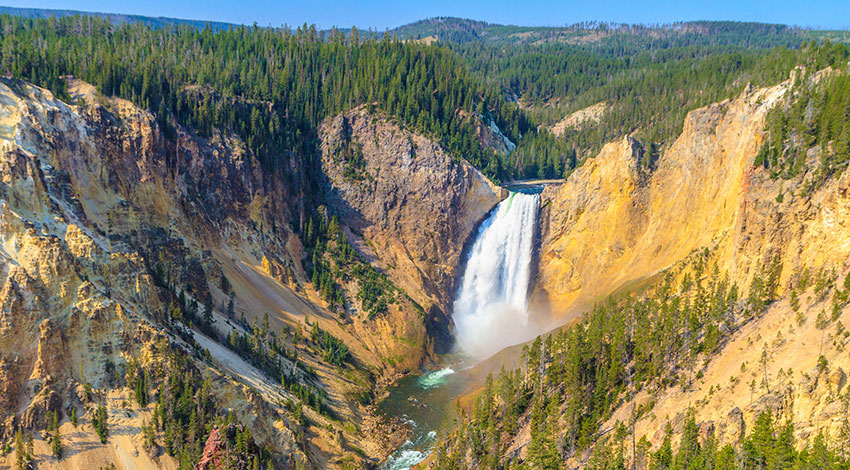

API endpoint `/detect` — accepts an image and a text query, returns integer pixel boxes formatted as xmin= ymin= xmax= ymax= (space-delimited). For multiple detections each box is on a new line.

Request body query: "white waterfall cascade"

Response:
xmin=453 ymin=191 xmax=540 ymax=359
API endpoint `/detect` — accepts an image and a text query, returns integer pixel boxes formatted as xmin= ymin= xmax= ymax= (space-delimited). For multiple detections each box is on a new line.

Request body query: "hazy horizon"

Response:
xmin=3 ymin=0 xmax=849 ymax=31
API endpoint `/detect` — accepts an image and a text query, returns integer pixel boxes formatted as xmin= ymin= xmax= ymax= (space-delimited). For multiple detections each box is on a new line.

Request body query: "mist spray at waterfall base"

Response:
xmin=455 ymin=302 xmax=544 ymax=359
xmin=453 ymin=191 xmax=542 ymax=359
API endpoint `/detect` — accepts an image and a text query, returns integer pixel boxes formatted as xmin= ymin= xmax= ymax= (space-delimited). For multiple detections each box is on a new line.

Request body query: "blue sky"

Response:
xmin=5 ymin=0 xmax=850 ymax=30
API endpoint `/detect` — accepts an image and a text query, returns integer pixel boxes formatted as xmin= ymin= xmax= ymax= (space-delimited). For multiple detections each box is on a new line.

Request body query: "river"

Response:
xmin=377 ymin=365 xmax=468 ymax=470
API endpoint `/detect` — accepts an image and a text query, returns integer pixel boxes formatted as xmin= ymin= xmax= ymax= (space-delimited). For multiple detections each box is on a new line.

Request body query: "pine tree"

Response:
xmin=14 ymin=428 xmax=25 ymax=470
xmin=135 ymin=372 xmax=148 ymax=407
xmin=24 ymin=434 xmax=32 ymax=460
xmin=227 ymin=292 xmax=236 ymax=318
xmin=203 ymin=297 xmax=214 ymax=327
xmin=50 ymin=410 xmax=62 ymax=459
xmin=94 ymin=405 xmax=109 ymax=444
xmin=651 ymin=426 xmax=673 ymax=470
xmin=142 ymin=419 xmax=156 ymax=451
xmin=810 ymin=432 xmax=835 ymax=470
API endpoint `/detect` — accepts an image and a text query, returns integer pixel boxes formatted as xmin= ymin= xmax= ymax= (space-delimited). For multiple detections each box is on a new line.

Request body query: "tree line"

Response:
xmin=7 ymin=15 xmax=846 ymax=183
xmin=0 ymin=14 xmax=529 ymax=180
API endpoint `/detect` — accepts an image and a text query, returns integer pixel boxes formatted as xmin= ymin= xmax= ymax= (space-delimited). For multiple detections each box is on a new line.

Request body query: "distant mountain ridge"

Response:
xmin=3 ymin=6 xmax=849 ymax=43
xmin=388 ymin=16 xmax=849 ymax=47
xmin=0 ymin=5 xmax=235 ymax=30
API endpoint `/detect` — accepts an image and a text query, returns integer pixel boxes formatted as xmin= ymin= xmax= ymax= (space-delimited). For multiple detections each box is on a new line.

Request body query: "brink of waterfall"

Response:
xmin=453 ymin=191 xmax=541 ymax=359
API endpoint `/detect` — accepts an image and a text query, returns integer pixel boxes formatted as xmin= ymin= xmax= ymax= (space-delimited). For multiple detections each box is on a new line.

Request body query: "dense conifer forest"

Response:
xmin=2 ymin=14 xmax=848 ymax=181
xmin=757 ymin=69 xmax=850 ymax=189
xmin=0 ymin=14 xmax=525 ymax=179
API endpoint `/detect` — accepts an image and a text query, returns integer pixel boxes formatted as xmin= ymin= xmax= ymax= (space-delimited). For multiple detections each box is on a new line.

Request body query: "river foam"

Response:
xmin=416 ymin=367 xmax=456 ymax=389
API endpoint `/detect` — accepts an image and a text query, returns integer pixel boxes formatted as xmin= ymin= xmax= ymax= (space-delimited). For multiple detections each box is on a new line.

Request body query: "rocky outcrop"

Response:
xmin=534 ymin=70 xmax=850 ymax=456
xmin=0 ymin=74 xmax=505 ymax=468
xmin=550 ymin=101 xmax=607 ymax=136
xmin=455 ymin=109 xmax=517 ymax=155
xmin=0 ymin=76 xmax=438 ymax=468
xmin=0 ymin=77 xmax=315 ymax=465
xmin=534 ymin=80 xmax=795 ymax=319
xmin=196 ymin=427 xmax=227 ymax=470
xmin=319 ymin=108 xmax=504 ymax=349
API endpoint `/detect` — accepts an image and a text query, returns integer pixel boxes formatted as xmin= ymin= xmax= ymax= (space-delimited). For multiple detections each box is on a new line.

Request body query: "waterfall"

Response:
xmin=453 ymin=191 xmax=540 ymax=359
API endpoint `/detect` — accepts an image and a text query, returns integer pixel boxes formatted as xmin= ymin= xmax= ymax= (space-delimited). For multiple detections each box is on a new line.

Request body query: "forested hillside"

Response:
xmin=3 ymin=14 xmax=847 ymax=181
xmin=395 ymin=18 xmax=850 ymax=178
xmin=757 ymin=70 xmax=850 ymax=188
xmin=391 ymin=18 xmax=819 ymax=48
xmin=0 ymin=5 xmax=235 ymax=30
xmin=0 ymin=14 xmax=529 ymax=180
xmin=433 ymin=254 xmax=850 ymax=469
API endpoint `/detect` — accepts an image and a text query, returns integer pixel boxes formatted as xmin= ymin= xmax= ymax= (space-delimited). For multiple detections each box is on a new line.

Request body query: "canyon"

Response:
xmin=0 ymin=76 xmax=506 ymax=469
xmin=0 ymin=64 xmax=848 ymax=470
